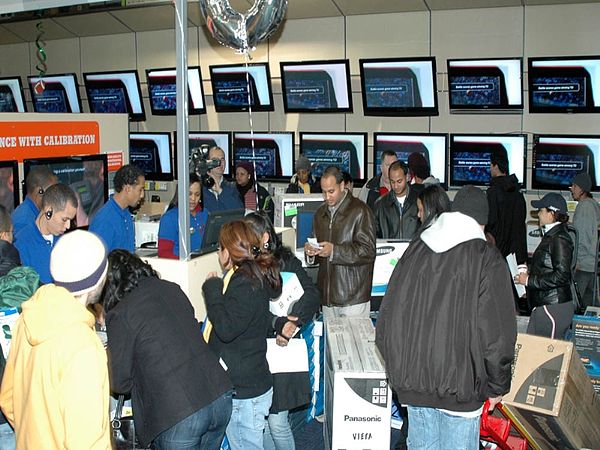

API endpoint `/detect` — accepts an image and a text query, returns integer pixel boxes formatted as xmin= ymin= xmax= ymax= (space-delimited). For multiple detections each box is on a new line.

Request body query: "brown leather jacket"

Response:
xmin=312 ymin=191 xmax=376 ymax=307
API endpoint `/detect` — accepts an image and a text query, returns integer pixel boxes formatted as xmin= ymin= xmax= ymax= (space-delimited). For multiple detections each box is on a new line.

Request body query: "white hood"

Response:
xmin=421 ymin=212 xmax=486 ymax=253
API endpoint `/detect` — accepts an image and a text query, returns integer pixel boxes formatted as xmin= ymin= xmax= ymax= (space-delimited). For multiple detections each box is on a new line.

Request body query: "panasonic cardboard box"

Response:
xmin=324 ymin=317 xmax=391 ymax=450
xmin=274 ymin=193 xmax=323 ymax=229
xmin=503 ymin=333 xmax=600 ymax=449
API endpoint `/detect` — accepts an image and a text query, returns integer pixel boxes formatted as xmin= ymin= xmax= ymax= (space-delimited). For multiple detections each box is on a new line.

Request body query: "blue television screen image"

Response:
xmin=451 ymin=151 xmax=492 ymax=184
xmin=88 ymin=84 xmax=128 ymax=113
xmin=531 ymin=75 xmax=587 ymax=108
xmin=450 ymin=75 xmax=502 ymax=106
xmin=28 ymin=74 xmax=81 ymax=113
xmin=210 ymin=63 xmax=273 ymax=112
xmin=363 ymin=68 xmax=422 ymax=108
xmin=129 ymin=133 xmax=173 ymax=181
xmin=232 ymin=133 xmax=293 ymax=180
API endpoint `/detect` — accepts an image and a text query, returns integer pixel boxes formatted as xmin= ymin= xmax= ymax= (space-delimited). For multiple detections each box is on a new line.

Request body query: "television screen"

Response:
xmin=129 ymin=132 xmax=173 ymax=181
xmin=374 ymin=133 xmax=447 ymax=185
xmin=528 ymin=56 xmax=600 ymax=113
xmin=23 ymin=154 xmax=108 ymax=228
xmin=197 ymin=209 xmax=246 ymax=255
xmin=174 ymin=132 xmax=231 ymax=177
xmin=359 ymin=57 xmax=438 ymax=116
xmin=232 ymin=132 xmax=294 ymax=180
xmin=83 ymin=70 xmax=145 ymax=121
xmin=0 ymin=161 xmax=19 ymax=214
xmin=449 ymin=134 xmax=527 ymax=187
xmin=28 ymin=73 xmax=82 ymax=113
xmin=447 ymin=57 xmax=522 ymax=111
xmin=280 ymin=60 xmax=353 ymax=113
xmin=0 ymin=77 xmax=27 ymax=113
xmin=532 ymin=135 xmax=600 ymax=191
xmin=299 ymin=132 xmax=367 ymax=184
xmin=146 ymin=66 xmax=205 ymax=115
xmin=209 ymin=63 xmax=274 ymax=112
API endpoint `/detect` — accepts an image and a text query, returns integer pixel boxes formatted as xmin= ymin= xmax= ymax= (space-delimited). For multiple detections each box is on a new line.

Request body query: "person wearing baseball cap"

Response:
xmin=0 ymin=230 xmax=110 ymax=449
xmin=515 ymin=192 xmax=576 ymax=338
xmin=570 ymin=173 xmax=600 ymax=310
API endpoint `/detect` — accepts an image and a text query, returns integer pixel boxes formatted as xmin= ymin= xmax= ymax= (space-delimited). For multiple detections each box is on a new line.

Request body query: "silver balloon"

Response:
xmin=199 ymin=0 xmax=288 ymax=53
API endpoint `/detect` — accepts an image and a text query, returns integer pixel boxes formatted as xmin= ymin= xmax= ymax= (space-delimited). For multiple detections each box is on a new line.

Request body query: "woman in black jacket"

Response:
xmin=515 ymin=193 xmax=576 ymax=339
xmin=244 ymin=212 xmax=320 ymax=450
xmin=103 ymin=250 xmax=233 ymax=450
xmin=202 ymin=220 xmax=282 ymax=450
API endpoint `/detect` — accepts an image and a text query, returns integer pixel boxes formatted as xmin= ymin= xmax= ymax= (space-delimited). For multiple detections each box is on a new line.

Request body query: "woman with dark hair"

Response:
xmin=244 ymin=212 xmax=320 ymax=450
xmin=416 ymin=184 xmax=451 ymax=231
xmin=202 ymin=221 xmax=282 ymax=450
xmin=515 ymin=193 xmax=576 ymax=338
xmin=157 ymin=173 xmax=208 ymax=258
xmin=235 ymin=161 xmax=274 ymax=222
xmin=104 ymin=250 xmax=233 ymax=450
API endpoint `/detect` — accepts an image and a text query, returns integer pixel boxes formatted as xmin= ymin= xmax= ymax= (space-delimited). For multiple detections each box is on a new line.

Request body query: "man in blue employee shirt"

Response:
xmin=15 ymin=183 xmax=77 ymax=284
xmin=12 ymin=166 xmax=58 ymax=237
xmin=203 ymin=146 xmax=243 ymax=212
xmin=90 ymin=164 xmax=145 ymax=252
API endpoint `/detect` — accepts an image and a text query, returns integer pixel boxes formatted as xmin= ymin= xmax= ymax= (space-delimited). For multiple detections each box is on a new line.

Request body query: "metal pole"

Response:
xmin=175 ymin=0 xmax=190 ymax=260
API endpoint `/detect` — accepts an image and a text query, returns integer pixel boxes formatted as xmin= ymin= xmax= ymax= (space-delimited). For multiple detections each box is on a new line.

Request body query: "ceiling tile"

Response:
xmin=54 ymin=12 xmax=132 ymax=36
xmin=427 ymin=0 xmax=521 ymax=10
xmin=0 ymin=25 xmax=24 ymax=44
xmin=285 ymin=0 xmax=342 ymax=19
xmin=110 ymin=5 xmax=177 ymax=32
xmin=335 ymin=0 xmax=428 ymax=15
xmin=2 ymin=17 xmax=76 ymax=42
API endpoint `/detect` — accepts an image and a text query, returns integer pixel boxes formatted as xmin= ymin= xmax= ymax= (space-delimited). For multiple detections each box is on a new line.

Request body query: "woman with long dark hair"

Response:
xmin=515 ymin=193 xmax=576 ymax=338
xmin=157 ymin=173 xmax=208 ymax=258
xmin=104 ymin=250 xmax=233 ymax=449
xmin=416 ymin=184 xmax=451 ymax=231
xmin=244 ymin=212 xmax=320 ymax=450
xmin=202 ymin=220 xmax=282 ymax=450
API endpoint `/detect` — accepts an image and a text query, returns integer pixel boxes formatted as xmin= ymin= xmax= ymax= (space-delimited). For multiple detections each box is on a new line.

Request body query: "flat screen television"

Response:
xmin=280 ymin=60 xmax=353 ymax=113
xmin=532 ymin=134 xmax=600 ymax=191
xmin=359 ymin=57 xmax=438 ymax=116
xmin=146 ymin=66 xmax=205 ymax=115
xmin=449 ymin=134 xmax=527 ymax=188
xmin=83 ymin=70 xmax=145 ymax=121
xmin=23 ymin=154 xmax=108 ymax=228
xmin=129 ymin=132 xmax=173 ymax=181
xmin=373 ymin=133 xmax=448 ymax=186
xmin=299 ymin=132 xmax=367 ymax=185
xmin=195 ymin=208 xmax=246 ymax=255
xmin=0 ymin=77 xmax=27 ymax=112
xmin=28 ymin=73 xmax=82 ymax=113
xmin=231 ymin=132 xmax=294 ymax=181
xmin=0 ymin=161 xmax=19 ymax=214
xmin=209 ymin=63 xmax=274 ymax=112
xmin=528 ymin=56 xmax=600 ymax=113
xmin=175 ymin=132 xmax=232 ymax=177
xmin=447 ymin=57 xmax=523 ymax=112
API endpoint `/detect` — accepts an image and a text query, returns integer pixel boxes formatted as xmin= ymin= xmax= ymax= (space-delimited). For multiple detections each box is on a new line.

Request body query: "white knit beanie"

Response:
xmin=50 ymin=230 xmax=108 ymax=296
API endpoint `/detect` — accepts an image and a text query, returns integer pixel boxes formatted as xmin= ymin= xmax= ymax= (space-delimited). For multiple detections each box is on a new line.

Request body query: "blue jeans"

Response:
xmin=153 ymin=390 xmax=232 ymax=450
xmin=226 ymin=387 xmax=273 ymax=450
xmin=407 ymin=406 xmax=480 ymax=450
xmin=0 ymin=422 xmax=15 ymax=450
xmin=263 ymin=410 xmax=295 ymax=450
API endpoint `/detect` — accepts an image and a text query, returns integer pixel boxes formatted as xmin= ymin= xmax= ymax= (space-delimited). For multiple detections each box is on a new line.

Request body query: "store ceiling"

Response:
xmin=0 ymin=0 xmax=597 ymax=45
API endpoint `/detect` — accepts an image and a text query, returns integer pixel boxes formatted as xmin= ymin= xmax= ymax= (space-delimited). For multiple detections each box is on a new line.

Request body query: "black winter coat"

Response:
xmin=527 ymin=223 xmax=575 ymax=308
xmin=0 ymin=241 xmax=21 ymax=277
xmin=373 ymin=188 xmax=420 ymax=240
xmin=106 ymin=277 xmax=232 ymax=447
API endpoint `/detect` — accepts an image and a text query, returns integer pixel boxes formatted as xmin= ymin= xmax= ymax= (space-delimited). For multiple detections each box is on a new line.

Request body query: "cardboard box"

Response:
xmin=503 ymin=333 xmax=600 ymax=449
xmin=269 ymin=271 xmax=304 ymax=317
xmin=572 ymin=314 xmax=600 ymax=394
xmin=324 ymin=317 xmax=391 ymax=450
xmin=371 ymin=240 xmax=409 ymax=296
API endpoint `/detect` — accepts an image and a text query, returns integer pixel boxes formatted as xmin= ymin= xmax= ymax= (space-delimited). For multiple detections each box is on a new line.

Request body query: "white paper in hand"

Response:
xmin=270 ymin=272 xmax=304 ymax=317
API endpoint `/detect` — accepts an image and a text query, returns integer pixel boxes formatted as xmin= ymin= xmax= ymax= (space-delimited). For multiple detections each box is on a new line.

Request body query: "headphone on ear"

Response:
xmin=45 ymin=209 xmax=53 ymax=220
xmin=38 ymin=187 xmax=44 ymax=196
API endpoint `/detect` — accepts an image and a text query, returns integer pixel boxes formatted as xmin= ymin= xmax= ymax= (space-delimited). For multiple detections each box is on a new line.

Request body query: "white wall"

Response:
xmin=1 ymin=3 xmax=599 ymax=193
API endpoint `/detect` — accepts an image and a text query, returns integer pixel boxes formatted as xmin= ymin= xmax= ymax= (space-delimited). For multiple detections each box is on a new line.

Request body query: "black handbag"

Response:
xmin=111 ymin=395 xmax=150 ymax=450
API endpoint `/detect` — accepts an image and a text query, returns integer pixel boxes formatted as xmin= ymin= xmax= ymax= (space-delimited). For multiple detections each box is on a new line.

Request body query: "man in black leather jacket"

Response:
xmin=373 ymin=161 xmax=420 ymax=240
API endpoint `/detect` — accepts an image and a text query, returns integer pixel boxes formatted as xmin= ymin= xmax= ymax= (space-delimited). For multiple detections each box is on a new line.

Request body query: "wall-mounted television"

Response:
xmin=28 ymin=73 xmax=82 ymax=113
xmin=174 ymin=131 xmax=232 ymax=177
xmin=447 ymin=57 xmax=523 ymax=112
xmin=231 ymin=132 xmax=294 ymax=181
xmin=83 ymin=70 xmax=145 ymax=121
xmin=129 ymin=132 xmax=173 ymax=181
xmin=449 ymin=134 xmax=527 ymax=188
xmin=280 ymin=60 xmax=353 ymax=113
xmin=23 ymin=154 xmax=108 ymax=228
xmin=374 ymin=133 xmax=448 ymax=186
xmin=209 ymin=63 xmax=274 ymax=112
xmin=0 ymin=77 xmax=27 ymax=112
xmin=532 ymin=134 xmax=600 ymax=191
xmin=359 ymin=57 xmax=438 ymax=116
xmin=0 ymin=160 xmax=19 ymax=214
xmin=528 ymin=56 xmax=600 ymax=113
xmin=146 ymin=66 xmax=205 ymax=115
xmin=299 ymin=132 xmax=367 ymax=185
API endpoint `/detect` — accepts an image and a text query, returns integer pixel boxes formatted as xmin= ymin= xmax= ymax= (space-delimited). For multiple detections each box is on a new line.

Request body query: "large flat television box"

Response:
xmin=502 ymin=333 xmax=600 ymax=449
xmin=572 ymin=313 xmax=600 ymax=394
xmin=273 ymin=193 xmax=323 ymax=229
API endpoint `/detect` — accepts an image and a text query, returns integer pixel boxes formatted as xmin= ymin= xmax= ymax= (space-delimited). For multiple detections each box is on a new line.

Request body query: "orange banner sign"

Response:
xmin=107 ymin=152 xmax=124 ymax=172
xmin=0 ymin=121 xmax=100 ymax=161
